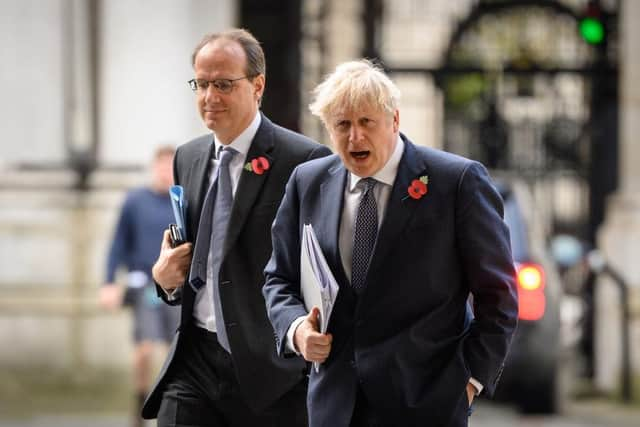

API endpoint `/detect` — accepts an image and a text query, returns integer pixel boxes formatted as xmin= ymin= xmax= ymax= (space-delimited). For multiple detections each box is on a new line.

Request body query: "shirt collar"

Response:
xmin=213 ymin=111 xmax=261 ymax=158
xmin=349 ymin=135 xmax=404 ymax=191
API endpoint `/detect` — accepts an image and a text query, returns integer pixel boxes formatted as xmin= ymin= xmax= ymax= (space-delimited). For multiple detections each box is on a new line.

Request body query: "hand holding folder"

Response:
xmin=300 ymin=224 xmax=339 ymax=372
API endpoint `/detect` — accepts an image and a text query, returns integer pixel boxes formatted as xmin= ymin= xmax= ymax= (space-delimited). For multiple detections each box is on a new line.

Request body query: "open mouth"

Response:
xmin=350 ymin=151 xmax=370 ymax=160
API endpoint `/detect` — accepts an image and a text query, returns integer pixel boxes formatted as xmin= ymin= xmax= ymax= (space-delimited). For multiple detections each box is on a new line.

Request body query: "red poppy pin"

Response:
xmin=406 ymin=175 xmax=429 ymax=200
xmin=244 ymin=156 xmax=270 ymax=175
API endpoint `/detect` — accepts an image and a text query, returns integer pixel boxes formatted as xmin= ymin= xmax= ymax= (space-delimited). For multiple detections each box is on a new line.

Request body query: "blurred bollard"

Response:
xmin=587 ymin=249 xmax=633 ymax=403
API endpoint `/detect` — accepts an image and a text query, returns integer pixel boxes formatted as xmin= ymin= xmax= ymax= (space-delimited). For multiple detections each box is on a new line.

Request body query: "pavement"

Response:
xmin=1 ymin=368 xmax=638 ymax=427
xmin=1 ymin=399 xmax=639 ymax=427
xmin=470 ymin=398 xmax=640 ymax=427
xmin=565 ymin=398 xmax=640 ymax=426
xmin=0 ymin=415 xmax=131 ymax=427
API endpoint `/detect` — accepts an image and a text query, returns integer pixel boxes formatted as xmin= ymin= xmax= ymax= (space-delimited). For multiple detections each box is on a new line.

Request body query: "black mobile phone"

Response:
xmin=169 ymin=223 xmax=185 ymax=248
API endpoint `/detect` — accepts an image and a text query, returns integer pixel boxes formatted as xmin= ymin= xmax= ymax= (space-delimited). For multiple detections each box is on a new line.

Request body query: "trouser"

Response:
xmin=157 ymin=325 xmax=307 ymax=427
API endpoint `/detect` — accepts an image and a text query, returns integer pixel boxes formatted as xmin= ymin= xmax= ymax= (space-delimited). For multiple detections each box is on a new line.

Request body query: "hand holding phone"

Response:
xmin=169 ymin=223 xmax=185 ymax=248
xmin=153 ymin=228 xmax=191 ymax=291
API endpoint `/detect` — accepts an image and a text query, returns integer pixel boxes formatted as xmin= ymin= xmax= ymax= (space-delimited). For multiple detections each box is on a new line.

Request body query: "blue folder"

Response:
xmin=169 ymin=185 xmax=187 ymax=241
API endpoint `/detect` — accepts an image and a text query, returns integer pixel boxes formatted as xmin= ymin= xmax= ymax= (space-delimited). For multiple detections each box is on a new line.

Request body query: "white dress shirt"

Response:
xmin=338 ymin=136 xmax=404 ymax=279
xmin=285 ymin=135 xmax=404 ymax=350
xmin=192 ymin=112 xmax=261 ymax=332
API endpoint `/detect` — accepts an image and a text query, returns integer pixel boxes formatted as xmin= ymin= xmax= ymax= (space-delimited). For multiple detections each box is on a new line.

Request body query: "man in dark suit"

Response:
xmin=142 ymin=29 xmax=331 ymax=427
xmin=263 ymin=60 xmax=518 ymax=427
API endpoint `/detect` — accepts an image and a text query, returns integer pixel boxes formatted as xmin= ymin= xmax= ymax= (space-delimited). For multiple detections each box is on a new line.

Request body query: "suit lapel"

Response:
xmin=224 ymin=114 xmax=275 ymax=255
xmin=317 ymin=161 xmax=349 ymax=286
xmin=181 ymin=135 xmax=215 ymax=317
xmin=366 ymin=138 xmax=429 ymax=282
xmin=188 ymin=136 xmax=216 ymax=242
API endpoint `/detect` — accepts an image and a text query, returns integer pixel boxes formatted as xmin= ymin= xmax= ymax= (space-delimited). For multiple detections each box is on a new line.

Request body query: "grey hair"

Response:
xmin=192 ymin=28 xmax=265 ymax=78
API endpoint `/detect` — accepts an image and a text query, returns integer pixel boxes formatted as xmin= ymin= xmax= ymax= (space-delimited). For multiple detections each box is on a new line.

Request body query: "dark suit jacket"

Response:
xmin=263 ymin=135 xmax=518 ymax=427
xmin=142 ymin=114 xmax=331 ymax=418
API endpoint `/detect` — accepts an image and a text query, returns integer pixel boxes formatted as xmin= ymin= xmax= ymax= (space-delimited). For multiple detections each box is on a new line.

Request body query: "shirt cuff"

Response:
xmin=285 ymin=316 xmax=307 ymax=355
xmin=469 ymin=377 xmax=483 ymax=395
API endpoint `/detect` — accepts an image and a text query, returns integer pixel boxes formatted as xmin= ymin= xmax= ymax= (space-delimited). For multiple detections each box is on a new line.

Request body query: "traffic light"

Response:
xmin=579 ymin=2 xmax=605 ymax=45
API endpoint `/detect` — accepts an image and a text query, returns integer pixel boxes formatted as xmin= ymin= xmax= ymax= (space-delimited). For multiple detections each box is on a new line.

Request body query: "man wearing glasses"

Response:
xmin=142 ymin=28 xmax=331 ymax=427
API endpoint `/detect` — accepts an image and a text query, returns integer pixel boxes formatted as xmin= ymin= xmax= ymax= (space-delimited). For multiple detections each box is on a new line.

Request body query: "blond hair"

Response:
xmin=309 ymin=59 xmax=400 ymax=123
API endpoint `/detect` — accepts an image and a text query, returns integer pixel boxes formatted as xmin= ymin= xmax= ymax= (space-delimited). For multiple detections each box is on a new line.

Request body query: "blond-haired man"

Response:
xmin=263 ymin=60 xmax=518 ymax=426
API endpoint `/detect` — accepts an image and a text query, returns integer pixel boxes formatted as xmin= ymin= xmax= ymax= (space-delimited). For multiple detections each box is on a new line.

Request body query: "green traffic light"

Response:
xmin=580 ymin=17 xmax=604 ymax=44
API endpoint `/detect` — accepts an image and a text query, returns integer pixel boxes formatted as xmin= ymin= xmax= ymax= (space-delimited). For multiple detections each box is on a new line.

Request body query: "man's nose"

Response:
xmin=204 ymin=85 xmax=221 ymax=103
xmin=349 ymin=125 xmax=361 ymax=142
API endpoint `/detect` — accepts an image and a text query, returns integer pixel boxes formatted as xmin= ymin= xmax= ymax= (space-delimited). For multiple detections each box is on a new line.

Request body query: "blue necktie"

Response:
xmin=351 ymin=178 xmax=378 ymax=293
xmin=189 ymin=146 xmax=236 ymax=352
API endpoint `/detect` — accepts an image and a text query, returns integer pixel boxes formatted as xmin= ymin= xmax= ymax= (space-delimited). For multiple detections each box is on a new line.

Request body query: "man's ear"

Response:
xmin=393 ymin=109 xmax=399 ymax=133
xmin=253 ymin=74 xmax=266 ymax=102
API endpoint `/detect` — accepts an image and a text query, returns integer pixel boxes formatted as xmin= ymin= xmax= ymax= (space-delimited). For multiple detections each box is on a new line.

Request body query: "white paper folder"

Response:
xmin=300 ymin=224 xmax=339 ymax=372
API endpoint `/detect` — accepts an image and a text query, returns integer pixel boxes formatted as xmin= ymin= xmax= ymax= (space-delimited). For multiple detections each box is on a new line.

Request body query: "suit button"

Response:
xmin=349 ymin=360 xmax=356 ymax=368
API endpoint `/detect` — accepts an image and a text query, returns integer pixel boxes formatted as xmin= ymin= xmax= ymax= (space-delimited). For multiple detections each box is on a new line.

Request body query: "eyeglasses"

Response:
xmin=188 ymin=76 xmax=254 ymax=94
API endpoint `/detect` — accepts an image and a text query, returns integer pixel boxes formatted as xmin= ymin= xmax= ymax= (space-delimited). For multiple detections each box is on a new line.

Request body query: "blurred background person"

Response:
xmin=100 ymin=145 xmax=180 ymax=427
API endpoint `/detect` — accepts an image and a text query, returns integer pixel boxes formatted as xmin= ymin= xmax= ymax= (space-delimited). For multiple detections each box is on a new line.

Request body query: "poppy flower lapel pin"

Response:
xmin=244 ymin=156 xmax=271 ymax=175
xmin=403 ymin=175 xmax=429 ymax=201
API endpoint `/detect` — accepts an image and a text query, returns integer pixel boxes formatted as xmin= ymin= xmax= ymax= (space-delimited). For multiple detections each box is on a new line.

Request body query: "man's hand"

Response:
xmin=151 ymin=229 xmax=193 ymax=291
xmin=293 ymin=307 xmax=332 ymax=363
xmin=99 ymin=284 xmax=122 ymax=311
xmin=466 ymin=382 xmax=477 ymax=406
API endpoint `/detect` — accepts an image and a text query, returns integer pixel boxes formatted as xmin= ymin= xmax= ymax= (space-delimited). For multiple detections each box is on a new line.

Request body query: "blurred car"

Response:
xmin=492 ymin=178 xmax=583 ymax=414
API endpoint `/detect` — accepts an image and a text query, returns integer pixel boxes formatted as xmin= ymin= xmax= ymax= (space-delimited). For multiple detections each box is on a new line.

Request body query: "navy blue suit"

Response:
xmin=263 ymin=136 xmax=518 ymax=427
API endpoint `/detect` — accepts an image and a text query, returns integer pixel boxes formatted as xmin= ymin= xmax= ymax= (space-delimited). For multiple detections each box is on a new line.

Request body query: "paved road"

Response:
xmin=472 ymin=400 xmax=640 ymax=427
xmin=0 ymin=414 xmax=129 ymax=427
xmin=1 ymin=401 xmax=638 ymax=427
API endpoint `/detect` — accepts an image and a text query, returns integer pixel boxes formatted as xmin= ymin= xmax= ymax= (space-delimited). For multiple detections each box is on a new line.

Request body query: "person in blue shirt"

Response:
xmin=100 ymin=145 xmax=180 ymax=427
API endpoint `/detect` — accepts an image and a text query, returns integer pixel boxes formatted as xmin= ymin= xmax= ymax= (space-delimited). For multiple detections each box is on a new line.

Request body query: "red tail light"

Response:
xmin=516 ymin=263 xmax=545 ymax=321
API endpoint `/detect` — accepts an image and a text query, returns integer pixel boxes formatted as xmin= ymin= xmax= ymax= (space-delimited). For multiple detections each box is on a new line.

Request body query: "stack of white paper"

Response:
xmin=301 ymin=224 xmax=339 ymax=371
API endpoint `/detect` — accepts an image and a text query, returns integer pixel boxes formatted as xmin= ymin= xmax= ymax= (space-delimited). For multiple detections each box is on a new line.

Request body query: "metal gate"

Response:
xmin=369 ymin=0 xmax=618 ymax=244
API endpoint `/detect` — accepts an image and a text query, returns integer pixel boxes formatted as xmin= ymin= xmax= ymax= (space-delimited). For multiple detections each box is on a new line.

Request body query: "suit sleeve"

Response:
xmin=456 ymin=162 xmax=518 ymax=396
xmin=153 ymin=147 xmax=184 ymax=305
xmin=263 ymin=167 xmax=310 ymax=356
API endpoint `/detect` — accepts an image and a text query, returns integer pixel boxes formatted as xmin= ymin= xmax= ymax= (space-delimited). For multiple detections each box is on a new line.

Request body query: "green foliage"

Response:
xmin=444 ymin=74 xmax=489 ymax=112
